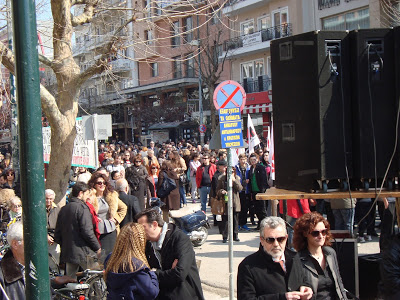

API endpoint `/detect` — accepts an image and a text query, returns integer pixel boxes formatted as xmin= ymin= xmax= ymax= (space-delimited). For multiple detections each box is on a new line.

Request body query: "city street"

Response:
xmin=186 ymin=202 xmax=381 ymax=300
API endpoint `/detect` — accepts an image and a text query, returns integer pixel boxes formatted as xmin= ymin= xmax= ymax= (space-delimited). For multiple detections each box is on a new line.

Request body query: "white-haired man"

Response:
xmin=237 ymin=216 xmax=313 ymax=300
xmin=46 ymin=189 xmax=61 ymax=263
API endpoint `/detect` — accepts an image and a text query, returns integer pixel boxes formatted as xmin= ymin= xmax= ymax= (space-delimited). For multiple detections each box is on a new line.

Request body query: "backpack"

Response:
xmin=157 ymin=171 xmax=177 ymax=198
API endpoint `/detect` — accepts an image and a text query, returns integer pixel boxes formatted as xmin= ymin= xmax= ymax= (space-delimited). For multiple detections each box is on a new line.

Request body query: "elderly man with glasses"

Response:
xmin=237 ymin=216 xmax=313 ymax=300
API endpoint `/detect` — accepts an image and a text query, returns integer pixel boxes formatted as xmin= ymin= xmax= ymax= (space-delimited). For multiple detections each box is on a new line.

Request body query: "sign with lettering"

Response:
xmin=214 ymin=80 xmax=246 ymax=149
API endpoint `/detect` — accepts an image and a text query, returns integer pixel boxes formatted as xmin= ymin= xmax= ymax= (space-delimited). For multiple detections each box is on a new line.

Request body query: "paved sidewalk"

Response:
xmin=184 ymin=202 xmax=380 ymax=300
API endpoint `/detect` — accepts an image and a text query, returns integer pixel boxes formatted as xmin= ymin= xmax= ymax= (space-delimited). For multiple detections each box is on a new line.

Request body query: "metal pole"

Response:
xmin=93 ymin=114 xmax=99 ymax=169
xmin=11 ymin=0 xmax=50 ymax=299
xmin=227 ymin=148 xmax=234 ymax=300
xmin=197 ymin=14 xmax=204 ymax=146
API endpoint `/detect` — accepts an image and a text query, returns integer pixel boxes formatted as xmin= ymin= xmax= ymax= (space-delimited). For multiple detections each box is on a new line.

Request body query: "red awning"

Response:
xmin=243 ymin=103 xmax=272 ymax=114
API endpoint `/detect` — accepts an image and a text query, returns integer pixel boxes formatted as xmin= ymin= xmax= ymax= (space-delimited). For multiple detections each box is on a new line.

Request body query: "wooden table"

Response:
xmin=256 ymin=187 xmax=400 ymax=216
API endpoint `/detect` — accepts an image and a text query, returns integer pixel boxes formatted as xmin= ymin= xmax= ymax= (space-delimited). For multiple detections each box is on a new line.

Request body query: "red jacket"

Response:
xmin=196 ymin=163 xmax=217 ymax=188
xmin=279 ymin=199 xmax=311 ymax=219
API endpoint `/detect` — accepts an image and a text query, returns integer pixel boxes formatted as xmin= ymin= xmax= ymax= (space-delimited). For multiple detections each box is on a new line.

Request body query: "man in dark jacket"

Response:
xmin=55 ymin=182 xmax=101 ymax=279
xmin=137 ymin=208 xmax=204 ymax=300
xmin=246 ymin=153 xmax=268 ymax=230
xmin=115 ymin=178 xmax=141 ymax=227
xmin=237 ymin=216 xmax=313 ymax=300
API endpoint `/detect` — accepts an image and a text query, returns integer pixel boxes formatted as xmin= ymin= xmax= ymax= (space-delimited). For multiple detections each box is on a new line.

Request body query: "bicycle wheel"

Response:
xmin=48 ymin=252 xmax=60 ymax=276
xmin=85 ymin=274 xmax=107 ymax=300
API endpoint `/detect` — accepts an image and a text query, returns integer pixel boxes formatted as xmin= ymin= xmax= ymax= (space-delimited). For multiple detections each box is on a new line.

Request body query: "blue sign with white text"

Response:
xmin=219 ymin=107 xmax=244 ymax=148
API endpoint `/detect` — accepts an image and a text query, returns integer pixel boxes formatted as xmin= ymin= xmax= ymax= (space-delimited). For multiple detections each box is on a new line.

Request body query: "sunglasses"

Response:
xmin=151 ymin=167 xmax=158 ymax=169
xmin=135 ymin=161 xmax=141 ymax=163
xmin=310 ymin=229 xmax=328 ymax=237
xmin=95 ymin=181 xmax=106 ymax=186
xmin=262 ymin=236 xmax=287 ymax=244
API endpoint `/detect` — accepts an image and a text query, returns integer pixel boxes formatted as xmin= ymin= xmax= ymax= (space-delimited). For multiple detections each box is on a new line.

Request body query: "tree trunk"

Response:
xmin=209 ymin=84 xmax=216 ymax=132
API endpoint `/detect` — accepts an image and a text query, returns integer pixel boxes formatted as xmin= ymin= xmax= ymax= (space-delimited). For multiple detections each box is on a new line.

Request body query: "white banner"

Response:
xmin=43 ymin=118 xmax=97 ymax=169
xmin=242 ymin=32 xmax=262 ymax=46
xmin=247 ymin=114 xmax=260 ymax=154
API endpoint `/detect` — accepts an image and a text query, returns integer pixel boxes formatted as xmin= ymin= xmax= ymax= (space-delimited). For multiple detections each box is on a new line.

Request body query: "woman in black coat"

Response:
xmin=293 ymin=212 xmax=348 ymax=300
xmin=125 ymin=155 xmax=148 ymax=211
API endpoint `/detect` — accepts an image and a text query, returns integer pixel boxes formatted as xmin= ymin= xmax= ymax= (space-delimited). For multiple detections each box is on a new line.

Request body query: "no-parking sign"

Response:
xmin=199 ymin=124 xmax=206 ymax=133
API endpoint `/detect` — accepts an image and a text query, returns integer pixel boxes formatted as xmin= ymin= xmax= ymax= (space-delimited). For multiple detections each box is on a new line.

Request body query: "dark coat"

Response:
xmin=381 ymin=234 xmax=400 ymax=299
xmin=216 ymin=174 xmax=243 ymax=213
xmin=196 ymin=164 xmax=217 ymax=189
xmin=246 ymin=163 xmax=268 ymax=193
xmin=237 ymin=245 xmax=309 ymax=300
xmin=299 ymin=247 xmax=348 ymax=300
xmin=0 ymin=250 xmax=25 ymax=300
xmin=126 ymin=165 xmax=148 ymax=211
xmin=145 ymin=223 xmax=204 ymax=300
xmin=118 ymin=191 xmax=141 ymax=228
xmin=106 ymin=257 xmax=159 ymax=300
xmin=55 ymin=197 xmax=101 ymax=265
xmin=157 ymin=171 xmax=180 ymax=211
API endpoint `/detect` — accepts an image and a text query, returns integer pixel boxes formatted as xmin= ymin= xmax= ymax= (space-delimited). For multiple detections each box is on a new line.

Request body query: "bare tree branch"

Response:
xmin=71 ymin=0 xmax=99 ymax=27
xmin=0 ymin=42 xmax=15 ymax=76
xmin=38 ymin=53 xmax=55 ymax=68
xmin=40 ymin=84 xmax=64 ymax=126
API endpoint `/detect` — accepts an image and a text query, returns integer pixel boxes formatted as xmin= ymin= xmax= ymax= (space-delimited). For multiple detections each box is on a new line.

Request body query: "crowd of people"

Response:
xmin=0 ymin=138 xmax=397 ymax=299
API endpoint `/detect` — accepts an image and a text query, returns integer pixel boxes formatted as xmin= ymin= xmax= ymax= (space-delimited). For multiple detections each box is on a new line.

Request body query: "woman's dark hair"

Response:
xmin=111 ymin=171 xmax=120 ymax=180
xmin=191 ymin=152 xmax=199 ymax=160
xmin=292 ymin=212 xmax=332 ymax=251
xmin=88 ymin=172 xmax=114 ymax=197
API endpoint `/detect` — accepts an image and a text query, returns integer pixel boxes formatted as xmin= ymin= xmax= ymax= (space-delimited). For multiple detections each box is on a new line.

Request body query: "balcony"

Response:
xmin=318 ymin=0 xmax=340 ymax=10
xmin=222 ymin=0 xmax=271 ymax=16
xmin=242 ymin=76 xmax=271 ymax=94
xmin=222 ymin=24 xmax=292 ymax=58
xmin=110 ymin=58 xmax=134 ymax=73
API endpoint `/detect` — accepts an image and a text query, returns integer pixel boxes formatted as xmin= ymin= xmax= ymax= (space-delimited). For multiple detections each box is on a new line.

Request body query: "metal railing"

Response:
xmin=224 ymin=24 xmax=292 ymax=51
xmin=242 ymin=77 xmax=271 ymax=94
xmin=318 ymin=0 xmax=340 ymax=10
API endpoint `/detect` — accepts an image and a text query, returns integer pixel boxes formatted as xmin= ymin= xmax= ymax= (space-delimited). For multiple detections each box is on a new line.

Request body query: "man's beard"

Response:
xmin=266 ymin=247 xmax=283 ymax=259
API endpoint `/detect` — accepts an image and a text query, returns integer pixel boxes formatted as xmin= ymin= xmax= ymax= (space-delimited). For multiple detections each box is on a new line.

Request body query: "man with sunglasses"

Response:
xmin=237 ymin=216 xmax=313 ymax=300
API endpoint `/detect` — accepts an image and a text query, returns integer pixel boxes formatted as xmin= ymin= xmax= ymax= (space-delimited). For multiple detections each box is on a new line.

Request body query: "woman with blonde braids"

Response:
xmin=105 ymin=223 xmax=159 ymax=300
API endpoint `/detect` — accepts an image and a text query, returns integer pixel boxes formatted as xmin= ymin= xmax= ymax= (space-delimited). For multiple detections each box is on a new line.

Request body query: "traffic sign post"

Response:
xmin=213 ymin=80 xmax=246 ymax=300
xmin=199 ymin=124 xmax=206 ymax=133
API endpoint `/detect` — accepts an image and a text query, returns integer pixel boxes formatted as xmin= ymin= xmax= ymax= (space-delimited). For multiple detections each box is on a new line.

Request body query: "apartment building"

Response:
xmin=73 ymin=0 xmax=138 ymax=141
xmin=120 ymin=0 xmax=231 ymax=143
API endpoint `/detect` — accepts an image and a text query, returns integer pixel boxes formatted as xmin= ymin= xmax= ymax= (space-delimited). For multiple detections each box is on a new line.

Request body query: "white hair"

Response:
xmin=7 ymin=221 xmax=23 ymax=245
xmin=45 ymin=189 xmax=56 ymax=197
xmin=115 ymin=179 xmax=129 ymax=192
xmin=260 ymin=216 xmax=287 ymax=238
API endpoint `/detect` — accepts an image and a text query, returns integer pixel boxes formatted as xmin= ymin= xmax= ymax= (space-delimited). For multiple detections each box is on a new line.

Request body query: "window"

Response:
xmin=272 ymin=7 xmax=289 ymax=38
xmin=211 ymin=8 xmax=222 ymax=25
xmin=241 ymin=61 xmax=254 ymax=79
xmin=322 ymin=7 xmax=369 ymax=31
xmin=173 ymin=56 xmax=182 ymax=78
xmin=240 ymin=20 xmax=254 ymax=35
xmin=145 ymin=30 xmax=153 ymax=44
xmin=258 ymin=15 xmax=271 ymax=30
xmin=241 ymin=59 xmax=265 ymax=80
xmin=186 ymin=53 xmax=195 ymax=77
xmin=184 ymin=17 xmax=193 ymax=43
xmin=212 ymin=44 xmax=223 ymax=64
xmin=171 ymin=21 xmax=180 ymax=47
xmin=151 ymin=62 xmax=159 ymax=77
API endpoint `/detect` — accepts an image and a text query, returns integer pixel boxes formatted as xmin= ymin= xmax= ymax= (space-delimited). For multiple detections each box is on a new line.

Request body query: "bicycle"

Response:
xmin=76 ymin=269 xmax=107 ymax=300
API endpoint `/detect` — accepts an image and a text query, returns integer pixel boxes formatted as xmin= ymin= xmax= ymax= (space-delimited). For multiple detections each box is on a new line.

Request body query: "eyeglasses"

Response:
xmin=95 ymin=181 xmax=106 ymax=186
xmin=135 ymin=161 xmax=141 ymax=163
xmin=262 ymin=236 xmax=287 ymax=244
xmin=310 ymin=229 xmax=328 ymax=237
xmin=13 ymin=204 xmax=22 ymax=208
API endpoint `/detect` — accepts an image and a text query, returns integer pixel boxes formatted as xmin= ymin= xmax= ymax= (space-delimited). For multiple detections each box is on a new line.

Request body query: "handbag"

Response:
xmin=211 ymin=197 xmax=225 ymax=215
xmin=157 ymin=172 xmax=177 ymax=198
xmin=179 ymin=174 xmax=188 ymax=185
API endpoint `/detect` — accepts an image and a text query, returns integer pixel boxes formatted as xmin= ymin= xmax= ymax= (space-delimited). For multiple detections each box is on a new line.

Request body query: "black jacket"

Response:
xmin=299 ymin=247 xmax=348 ymax=300
xmin=237 ymin=245 xmax=309 ymax=300
xmin=145 ymin=223 xmax=204 ymax=300
xmin=118 ymin=191 xmax=141 ymax=228
xmin=0 ymin=250 xmax=25 ymax=300
xmin=381 ymin=234 xmax=400 ymax=299
xmin=55 ymin=197 xmax=101 ymax=265
xmin=247 ymin=163 xmax=268 ymax=193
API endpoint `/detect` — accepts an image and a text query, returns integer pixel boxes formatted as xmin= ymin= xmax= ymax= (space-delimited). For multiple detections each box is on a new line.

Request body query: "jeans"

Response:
xmin=332 ymin=208 xmax=355 ymax=236
xmin=199 ymin=186 xmax=211 ymax=212
xmin=179 ymin=184 xmax=186 ymax=205
xmin=355 ymin=201 xmax=375 ymax=236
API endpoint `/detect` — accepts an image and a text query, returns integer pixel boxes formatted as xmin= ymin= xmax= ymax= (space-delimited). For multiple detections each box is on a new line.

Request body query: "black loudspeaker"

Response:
xmin=358 ymin=254 xmax=381 ymax=300
xmin=331 ymin=238 xmax=359 ymax=299
xmin=271 ymin=31 xmax=352 ymax=191
xmin=349 ymin=29 xmax=398 ymax=184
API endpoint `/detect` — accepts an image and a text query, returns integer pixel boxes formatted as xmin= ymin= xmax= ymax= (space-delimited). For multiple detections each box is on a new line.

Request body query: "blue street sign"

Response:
xmin=219 ymin=107 xmax=244 ymax=148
